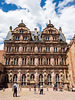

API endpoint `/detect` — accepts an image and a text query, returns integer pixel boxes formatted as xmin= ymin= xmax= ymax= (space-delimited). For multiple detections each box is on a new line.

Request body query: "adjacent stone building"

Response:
xmin=67 ymin=35 xmax=75 ymax=87
xmin=2 ymin=20 xmax=69 ymax=87
xmin=0 ymin=63 xmax=4 ymax=87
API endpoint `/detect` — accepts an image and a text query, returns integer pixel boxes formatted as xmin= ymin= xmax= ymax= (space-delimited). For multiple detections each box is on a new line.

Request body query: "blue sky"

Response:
xmin=0 ymin=0 xmax=75 ymax=49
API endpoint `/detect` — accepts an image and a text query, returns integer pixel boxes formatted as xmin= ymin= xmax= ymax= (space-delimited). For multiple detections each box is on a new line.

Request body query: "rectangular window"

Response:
xmin=56 ymin=47 xmax=57 ymax=52
xmin=8 ymin=58 xmax=10 ymax=65
xmin=48 ymin=37 xmax=49 ymax=40
xmin=62 ymin=58 xmax=63 ymax=65
xmin=39 ymin=58 xmax=40 ymax=65
xmin=15 ymin=47 xmax=16 ymax=52
xmin=25 ymin=47 xmax=27 ymax=52
xmin=46 ymin=37 xmax=47 ymax=40
xmin=14 ymin=58 xmax=16 ymax=65
xmin=41 ymin=47 xmax=42 ymax=52
xmin=17 ymin=58 xmax=18 ymax=65
xmin=9 ymin=47 xmax=11 ymax=52
xmin=7 ymin=47 xmax=8 ymax=52
xmin=63 ymin=48 xmax=65 ymax=52
xmin=31 ymin=47 xmax=32 ymax=52
xmin=54 ymin=59 xmax=56 ymax=65
xmin=25 ymin=58 xmax=26 ymax=65
xmin=33 ymin=47 xmax=34 ymax=52
xmin=54 ymin=47 xmax=55 ymax=52
xmin=46 ymin=47 xmax=47 ymax=52
xmin=47 ymin=58 xmax=48 ymax=65
xmin=65 ymin=58 xmax=66 ymax=65
xmin=53 ymin=37 xmax=54 ymax=40
xmin=33 ymin=58 xmax=35 ymax=65
xmin=6 ymin=58 xmax=7 ymax=65
xmin=30 ymin=58 xmax=32 ymax=65
xmin=18 ymin=37 xmax=19 ymax=40
xmin=38 ymin=47 xmax=40 ymax=52
xmin=23 ymin=47 xmax=24 ymax=52
xmin=26 ymin=37 xmax=27 ymax=40
xmin=22 ymin=58 xmax=24 ymax=65
xmin=57 ymin=58 xmax=58 ymax=65
xmin=49 ymin=58 xmax=50 ymax=65
xmin=41 ymin=58 xmax=42 ymax=65
xmin=23 ymin=37 xmax=24 ymax=40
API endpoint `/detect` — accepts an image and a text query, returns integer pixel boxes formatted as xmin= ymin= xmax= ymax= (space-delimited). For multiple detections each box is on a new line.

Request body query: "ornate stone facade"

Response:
xmin=3 ymin=20 xmax=69 ymax=87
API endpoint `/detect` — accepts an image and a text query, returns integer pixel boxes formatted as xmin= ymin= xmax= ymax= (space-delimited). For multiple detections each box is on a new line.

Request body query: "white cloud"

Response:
xmin=58 ymin=0 xmax=74 ymax=8
xmin=0 ymin=0 xmax=75 ymax=50
xmin=0 ymin=44 xmax=4 ymax=50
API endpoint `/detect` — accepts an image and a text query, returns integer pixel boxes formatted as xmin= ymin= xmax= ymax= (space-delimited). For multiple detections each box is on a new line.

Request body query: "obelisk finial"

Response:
xmin=49 ymin=20 xmax=51 ymax=24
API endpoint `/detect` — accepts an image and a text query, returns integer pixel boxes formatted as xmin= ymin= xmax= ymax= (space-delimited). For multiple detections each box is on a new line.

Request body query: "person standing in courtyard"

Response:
xmin=34 ymin=84 xmax=36 ymax=94
xmin=67 ymin=84 xmax=69 ymax=91
xmin=40 ymin=84 xmax=43 ymax=94
xmin=53 ymin=84 xmax=55 ymax=91
xmin=13 ymin=83 xmax=17 ymax=97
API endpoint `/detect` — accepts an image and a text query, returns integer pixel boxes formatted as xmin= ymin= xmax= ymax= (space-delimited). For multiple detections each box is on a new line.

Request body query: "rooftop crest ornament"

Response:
xmin=21 ymin=20 xmax=23 ymax=23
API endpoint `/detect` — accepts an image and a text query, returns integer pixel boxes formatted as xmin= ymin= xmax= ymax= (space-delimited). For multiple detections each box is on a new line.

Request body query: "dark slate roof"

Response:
xmin=60 ymin=32 xmax=66 ymax=43
xmin=5 ymin=31 xmax=12 ymax=41
xmin=4 ymin=31 xmax=42 ymax=42
xmin=4 ymin=30 xmax=66 ymax=43
xmin=31 ymin=31 xmax=42 ymax=41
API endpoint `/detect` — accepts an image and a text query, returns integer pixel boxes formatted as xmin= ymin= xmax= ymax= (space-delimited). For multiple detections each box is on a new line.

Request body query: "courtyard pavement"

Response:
xmin=0 ymin=88 xmax=75 ymax=100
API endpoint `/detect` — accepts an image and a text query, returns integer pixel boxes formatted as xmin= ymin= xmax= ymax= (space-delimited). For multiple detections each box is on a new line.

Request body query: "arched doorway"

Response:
xmin=4 ymin=74 xmax=9 ymax=83
xmin=22 ymin=74 xmax=26 ymax=85
xmin=13 ymin=74 xmax=17 ymax=83
xmin=39 ymin=74 xmax=43 ymax=85
xmin=47 ymin=74 xmax=52 ymax=87
xmin=30 ymin=74 xmax=35 ymax=81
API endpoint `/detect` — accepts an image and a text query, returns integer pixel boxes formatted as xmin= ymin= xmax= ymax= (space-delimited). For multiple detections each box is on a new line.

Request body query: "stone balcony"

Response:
xmin=5 ymin=51 xmax=66 ymax=55
xmin=5 ymin=65 xmax=68 ymax=69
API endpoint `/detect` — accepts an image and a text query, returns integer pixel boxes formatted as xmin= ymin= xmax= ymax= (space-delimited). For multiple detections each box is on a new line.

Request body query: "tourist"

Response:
xmin=34 ymin=84 xmax=36 ymax=94
xmin=13 ymin=83 xmax=17 ymax=97
xmin=60 ymin=84 xmax=63 ymax=91
xmin=38 ymin=84 xmax=40 ymax=88
xmin=40 ymin=85 xmax=43 ymax=94
xmin=67 ymin=84 xmax=69 ymax=91
xmin=53 ymin=84 xmax=55 ymax=91
xmin=55 ymin=83 xmax=57 ymax=91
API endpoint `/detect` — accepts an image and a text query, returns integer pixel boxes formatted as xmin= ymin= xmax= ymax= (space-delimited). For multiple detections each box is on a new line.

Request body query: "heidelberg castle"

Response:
xmin=0 ymin=20 xmax=75 ymax=88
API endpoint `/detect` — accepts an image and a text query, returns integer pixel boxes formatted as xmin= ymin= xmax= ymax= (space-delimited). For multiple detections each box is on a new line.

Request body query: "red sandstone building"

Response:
xmin=1 ymin=20 xmax=70 ymax=87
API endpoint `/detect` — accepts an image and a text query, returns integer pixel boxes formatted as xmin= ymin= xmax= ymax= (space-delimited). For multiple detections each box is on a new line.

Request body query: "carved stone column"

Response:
xmin=51 ymin=57 xmax=54 ymax=66
xmin=19 ymin=45 xmax=23 ymax=53
xmin=19 ymin=57 xmax=22 ymax=65
xmin=27 ymin=56 xmax=30 ymax=65
xmin=52 ymin=70 xmax=55 ymax=85
xmin=17 ymin=70 xmax=21 ymax=84
xmin=35 ymin=69 xmax=39 ymax=84
xmin=50 ymin=36 xmax=53 ymax=40
xmin=59 ymin=56 xmax=61 ymax=65
xmin=35 ymin=46 xmax=38 ymax=53
xmin=35 ymin=56 xmax=38 ymax=66
xmin=20 ymin=35 xmax=23 ymax=41
xmin=50 ymin=47 xmax=53 ymax=53
xmin=64 ymin=69 xmax=66 ymax=82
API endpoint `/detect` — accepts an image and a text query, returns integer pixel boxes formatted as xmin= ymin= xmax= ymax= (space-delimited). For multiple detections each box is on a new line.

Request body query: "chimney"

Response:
xmin=10 ymin=26 xmax=12 ymax=32
xmin=34 ymin=28 xmax=37 ymax=34
xmin=59 ymin=27 xmax=62 ymax=32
